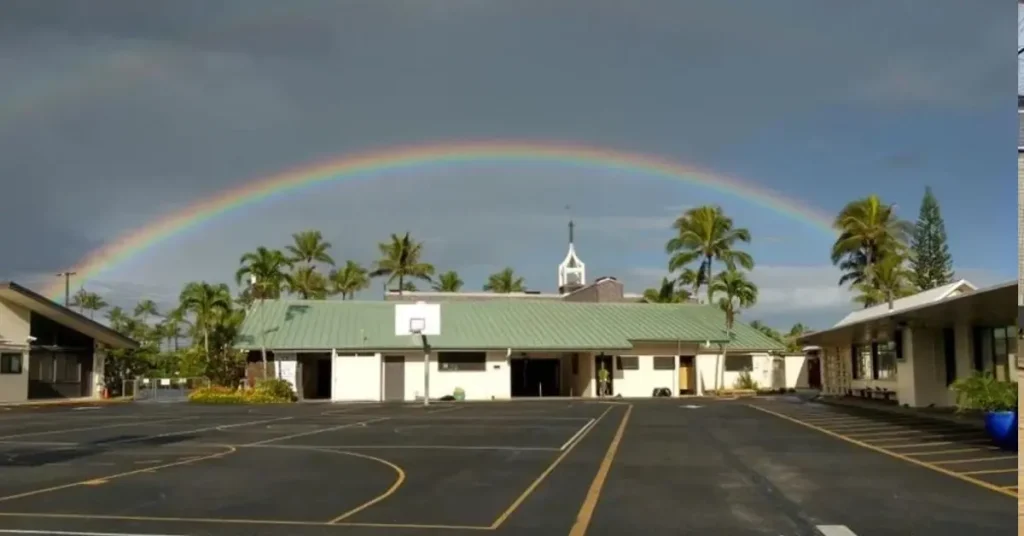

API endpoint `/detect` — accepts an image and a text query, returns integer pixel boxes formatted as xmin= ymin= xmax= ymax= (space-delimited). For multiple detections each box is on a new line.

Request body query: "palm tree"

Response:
xmin=329 ymin=261 xmax=370 ymax=300
xmin=666 ymin=205 xmax=753 ymax=303
xmin=432 ymin=271 xmax=464 ymax=292
xmin=236 ymin=247 xmax=291 ymax=299
xmin=401 ymin=281 xmax=418 ymax=292
xmin=711 ymin=268 xmax=759 ymax=331
xmin=831 ymin=195 xmax=913 ymax=297
xmin=785 ymin=323 xmax=810 ymax=352
xmin=71 ymin=289 xmax=108 ymax=319
xmin=105 ymin=306 xmax=129 ymax=331
xmin=133 ymin=299 xmax=159 ymax=320
xmin=160 ymin=308 xmax=187 ymax=352
xmin=286 ymin=230 xmax=335 ymax=267
xmin=748 ymin=320 xmax=783 ymax=343
xmin=851 ymin=253 xmax=914 ymax=309
xmin=642 ymin=277 xmax=691 ymax=303
xmin=370 ymin=232 xmax=435 ymax=295
xmin=484 ymin=267 xmax=526 ymax=293
xmin=286 ymin=265 xmax=329 ymax=299
xmin=178 ymin=282 xmax=232 ymax=358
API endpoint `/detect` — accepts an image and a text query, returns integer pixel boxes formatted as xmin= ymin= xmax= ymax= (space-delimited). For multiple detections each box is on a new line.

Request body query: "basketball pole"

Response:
xmin=420 ymin=334 xmax=430 ymax=407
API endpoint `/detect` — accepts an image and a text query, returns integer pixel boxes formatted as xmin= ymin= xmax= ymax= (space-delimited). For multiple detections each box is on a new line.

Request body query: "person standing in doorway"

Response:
xmin=598 ymin=362 xmax=610 ymax=397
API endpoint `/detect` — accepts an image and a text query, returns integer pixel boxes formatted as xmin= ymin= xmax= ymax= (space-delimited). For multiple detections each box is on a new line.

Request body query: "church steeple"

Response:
xmin=558 ymin=219 xmax=585 ymax=294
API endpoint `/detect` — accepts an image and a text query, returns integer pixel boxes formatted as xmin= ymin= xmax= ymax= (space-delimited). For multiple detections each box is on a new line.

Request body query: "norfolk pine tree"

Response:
xmin=909 ymin=186 xmax=954 ymax=291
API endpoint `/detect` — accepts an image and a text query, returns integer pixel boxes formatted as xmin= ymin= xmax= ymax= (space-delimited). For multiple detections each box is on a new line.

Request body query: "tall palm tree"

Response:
xmin=370 ymin=232 xmax=435 ymax=295
xmin=178 ymin=282 xmax=232 ymax=358
xmin=236 ymin=247 xmax=291 ymax=299
xmin=133 ymin=299 xmax=159 ymax=320
xmin=329 ymin=261 xmax=371 ymax=300
xmin=484 ymin=267 xmax=526 ymax=293
xmin=851 ymin=253 xmax=914 ymax=309
xmin=666 ymin=205 xmax=753 ymax=303
xmin=831 ymin=195 xmax=913 ymax=296
xmin=160 ymin=308 xmax=187 ymax=352
xmin=642 ymin=277 xmax=691 ymax=303
xmin=432 ymin=271 xmax=464 ymax=292
xmin=785 ymin=323 xmax=810 ymax=352
xmin=71 ymin=289 xmax=108 ymax=319
xmin=285 ymin=230 xmax=335 ymax=267
xmin=286 ymin=265 xmax=329 ymax=299
xmin=105 ymin=306 xmax=129 ymax=331
xmin=711 ymin=268 xmax=759 ymax=331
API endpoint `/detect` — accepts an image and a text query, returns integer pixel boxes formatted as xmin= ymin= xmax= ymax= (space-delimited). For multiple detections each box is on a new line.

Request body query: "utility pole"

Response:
xmin=55 ymin=272 xmax=76 ymax=306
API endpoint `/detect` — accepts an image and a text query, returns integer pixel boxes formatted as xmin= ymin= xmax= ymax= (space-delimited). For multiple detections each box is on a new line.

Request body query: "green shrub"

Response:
xmin=734 ymin=369 xmax=759 ymax=391
xmin=950 ymin=372 xmax=1018 ymax=412
xmin=255 ymin=378 xmax=297 ymax=401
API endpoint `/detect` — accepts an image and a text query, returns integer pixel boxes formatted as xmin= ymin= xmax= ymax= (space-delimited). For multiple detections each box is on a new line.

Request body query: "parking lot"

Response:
xmin=0 ymin=398 xmax=1016 ymax=535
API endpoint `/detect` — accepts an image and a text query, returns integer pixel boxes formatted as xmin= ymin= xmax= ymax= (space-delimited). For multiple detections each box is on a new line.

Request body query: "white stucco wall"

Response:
xmin=784 ymin=355 xmax=808 ymax=389
xmin=696 ymin=352 xmax=772 ymax=392
xmin=401 ymin=350 xmax=511 ymax=401
xmin=612 ymin=355 xmax=677 ymax=397
xmin=273 ymin=352 xmax=298 ymax=393
xmin=332 ymin=352 xmax=382 ymax=402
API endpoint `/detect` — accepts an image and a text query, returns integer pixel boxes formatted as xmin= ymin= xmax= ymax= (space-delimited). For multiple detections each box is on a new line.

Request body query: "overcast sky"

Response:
xmin=0 ymin=0 xmax=1014 ymax=330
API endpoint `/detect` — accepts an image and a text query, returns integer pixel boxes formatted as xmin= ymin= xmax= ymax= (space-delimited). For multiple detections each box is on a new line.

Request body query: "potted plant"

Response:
xmin=950 ymin=372 xmax=1018 ymax=450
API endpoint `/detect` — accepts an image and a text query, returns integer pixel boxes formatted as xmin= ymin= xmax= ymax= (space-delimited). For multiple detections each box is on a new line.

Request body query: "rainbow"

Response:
xmin=43 ymin=141 xmax=836 ymax=300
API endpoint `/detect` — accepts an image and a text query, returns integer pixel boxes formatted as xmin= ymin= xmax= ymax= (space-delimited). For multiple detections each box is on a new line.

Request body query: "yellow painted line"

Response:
xmin=325 ymin=449 xmax=406 ymax=523
xmin=933 ymin=456 xmax=1018 ymax=465
xmin=1005 ymin=485 xmax=1018 ymax=490
xmin=748 ymin=405 xmax=1017 ymax=499
xmin=0 ymin=445 xmax=237 ymax=503
xmin=960 ymin=468 xmax=1017 ymax=476
xmin=567 ymin=404 xmax=633 ymax=536
xmin=489 ymin=404 xmax=616 ymax=530
xmin=0 ymin=511 xmax=492 ymax=530
xmin=81 ymin=479 xmax=107 ymax=486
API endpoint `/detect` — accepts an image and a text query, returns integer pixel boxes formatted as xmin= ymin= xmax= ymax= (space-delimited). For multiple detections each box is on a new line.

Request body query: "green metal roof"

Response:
xmin=236 ymin=299 xmax=784 ymax=352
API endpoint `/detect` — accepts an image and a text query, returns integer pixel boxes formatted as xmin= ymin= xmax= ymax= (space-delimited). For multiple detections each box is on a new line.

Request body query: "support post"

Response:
xmin=421 ymin=335 xmax=430 ymax=407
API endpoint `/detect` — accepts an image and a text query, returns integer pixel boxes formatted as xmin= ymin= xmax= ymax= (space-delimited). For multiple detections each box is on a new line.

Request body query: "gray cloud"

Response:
xmin=0 ymin=0 xmax=1008 ymax=322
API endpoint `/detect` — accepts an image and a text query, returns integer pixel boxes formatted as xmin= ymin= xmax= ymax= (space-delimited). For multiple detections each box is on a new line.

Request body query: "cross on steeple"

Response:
xmin=568 ymin=220 xmax=575 ymax=245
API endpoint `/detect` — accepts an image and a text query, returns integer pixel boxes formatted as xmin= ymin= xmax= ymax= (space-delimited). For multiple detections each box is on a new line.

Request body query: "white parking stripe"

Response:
xmin=817 ymin=525 xmax=858 ymax=536
xmin=0 ymin=529 xmax=187 ymax=536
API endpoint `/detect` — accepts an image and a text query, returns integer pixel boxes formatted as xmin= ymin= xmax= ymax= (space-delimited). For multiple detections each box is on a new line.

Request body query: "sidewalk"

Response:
xmin=814 ymin=395 xmax=986 ymax=429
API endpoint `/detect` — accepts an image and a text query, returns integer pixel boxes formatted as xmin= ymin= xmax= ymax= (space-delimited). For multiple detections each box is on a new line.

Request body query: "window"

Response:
xmin=617 ymin=356 xmax=639 ymax=370
xmin=571 ymin=354 xmax=578 ymax=375
xmin=0 ymin=353 xmax=22 ymax=374
xmin=850 ymin=345 xmax=861 ymax=379
xmin=724 ymin=354 xmax=752 ymax=372
xmin=437 ymin=352 xmax=486 ymax=372
xmin=55 ymin=355 xmax=81 ymax=383
xmin=942 ymin=328 xmax=956 ymax=385
xmin=875 ymin=341 xmax=898 ymax=381
xmin=653 ymin=356 xmax=675 ymax=370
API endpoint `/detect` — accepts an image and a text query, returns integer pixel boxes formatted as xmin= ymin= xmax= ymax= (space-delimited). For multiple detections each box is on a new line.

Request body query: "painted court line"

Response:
xmin=816 ymin=525 xmax=858 ymax=536
xmin=0 ymin=417 xmax=194 ymax=441
xmin=243 ymin=417 xmax=390 ymax=446
xmin=0 ymin=530 xmax=188 ymax=536
xmin=933 ymin=455 xmax=1018 ymax=465
xmin=490 ymin=404 xmax=616 ymax=530
xmin=567 ymin=404 xmax=632 ymax=536
xmin=560 ymin=418 xmax=596 ymax=451
xmin=245 ymin=443 xmax=558 ymax=452
xmin=748 ymin=405 xmax=1017 ymax=499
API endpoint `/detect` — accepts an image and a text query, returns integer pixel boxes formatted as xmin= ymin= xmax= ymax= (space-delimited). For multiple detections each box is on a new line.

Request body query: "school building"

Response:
xmin=798 ymin=279 xmax=1017 ymax=408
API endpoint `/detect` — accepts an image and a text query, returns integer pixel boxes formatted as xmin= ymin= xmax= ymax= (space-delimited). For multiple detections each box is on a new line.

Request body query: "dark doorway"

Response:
xmin=510 ymin=358 xmax=561 ymax=397
xmin=28 ymin=350 xmax=92 ymax=399
xmin=807 ymin=357 xmax=822 ymax=389
xmin=300 ymin=354 xmax=332 ymax=399
xmin=594 ymin=354 xmax=614 ymax=396
xmin=383 ymin=355 xmax=405 ymax=401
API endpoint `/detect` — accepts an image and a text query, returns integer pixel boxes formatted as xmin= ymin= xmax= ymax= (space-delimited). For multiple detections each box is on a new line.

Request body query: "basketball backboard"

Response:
xmin=395 ymin=301 xmax=441 ymax=336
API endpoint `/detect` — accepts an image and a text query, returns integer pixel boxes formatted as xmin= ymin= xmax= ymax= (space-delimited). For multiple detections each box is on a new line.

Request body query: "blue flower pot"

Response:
xmin=983 ymin=411 xmax=1018 ymax=451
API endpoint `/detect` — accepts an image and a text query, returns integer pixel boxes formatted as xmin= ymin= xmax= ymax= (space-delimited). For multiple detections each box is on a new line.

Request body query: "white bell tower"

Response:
xmin=558 ymin=220 xmax=586 ymax=294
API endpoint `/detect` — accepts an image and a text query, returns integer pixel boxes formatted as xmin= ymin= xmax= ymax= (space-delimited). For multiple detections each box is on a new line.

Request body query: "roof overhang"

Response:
xmin=799 ymin=281 xmax=1017 ymax=348
xmin=0 ymin=282 xmax=139 ymax=350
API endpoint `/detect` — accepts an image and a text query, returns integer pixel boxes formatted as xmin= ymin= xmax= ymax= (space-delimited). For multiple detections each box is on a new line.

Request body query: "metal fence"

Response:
xmin=123 ymin=377 xmax=210 ymax=403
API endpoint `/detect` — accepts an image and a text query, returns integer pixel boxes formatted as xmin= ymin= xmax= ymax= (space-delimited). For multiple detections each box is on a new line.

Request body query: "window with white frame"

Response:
xmin=875 ymin=341 xmax=898 ymax=380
